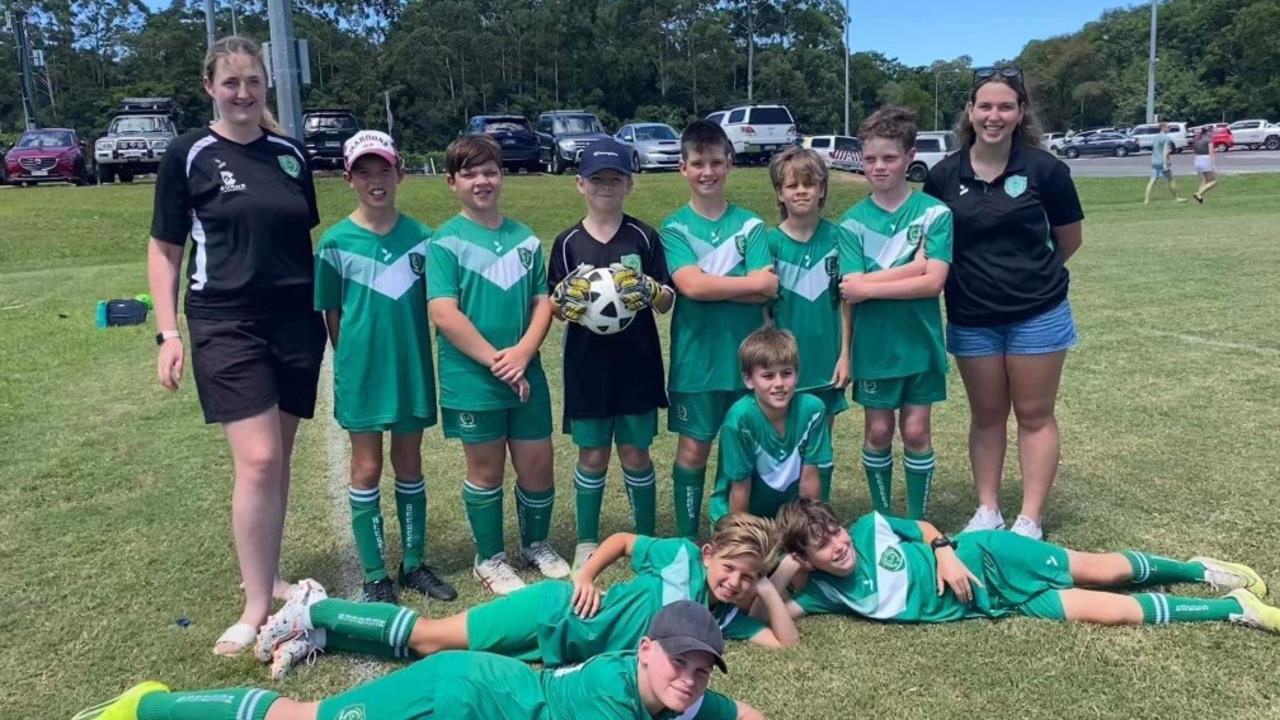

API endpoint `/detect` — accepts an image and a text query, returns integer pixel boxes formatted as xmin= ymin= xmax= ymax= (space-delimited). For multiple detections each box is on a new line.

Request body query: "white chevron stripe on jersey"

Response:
xmin=868 ymin=513 xmax=909 ymax=619
xmin=675 ymin=216 xmax=763 ymax=277
xmin=431 ymin=235 xmax=540 ymax=291
xmin=185 ymin=134 xmax=218 ymax=176
xmin=843 ymin=204 xmax=950 ymax=271
xmin=319 ymin=241 xmax=426 ymax=300
xmin=776 ymin=248 xmax=837 ymax=302
xmin=659 ymin=543 xmax=694 ymax=606
xmin=752 ymin=410 xmax=824 ymax=492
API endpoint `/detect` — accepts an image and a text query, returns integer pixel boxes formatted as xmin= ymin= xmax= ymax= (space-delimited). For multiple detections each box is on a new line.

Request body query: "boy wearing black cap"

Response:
xmin=78 ymin=602 xmax=766 ymax=720
xmin=549 ymin=139 xmax=675 ymax=572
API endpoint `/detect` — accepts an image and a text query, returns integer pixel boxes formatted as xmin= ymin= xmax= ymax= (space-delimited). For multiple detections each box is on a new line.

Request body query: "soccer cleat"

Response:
xmin=1009 ymin=514 xmax=1044 ymax=541
xmin=572 ymin=542 xmax=599 ymax=576
xmin=474 ymin=552 xmax=527 ymax=595
xmin=269 ymin=628 xmax=326 ymax=681
xmin=255 ymin=578 xmax=328 ymax=662
xmin=1227 ymin=589 xmax=1280 ymax=634
xmin=72 ymin=681 xmax=169 ymax=720
xmin=521 ymin=540 xmax=572 ymax=579
xmin=362 ymin=577 xmax=397 ymax=603
xmin=960 ymin=506 xmax=1005 ymax=534
xmin=1192 ymin=557 xmax=1268 ymax=597
xmin=399 ymin=565 xmax=458 ymax=601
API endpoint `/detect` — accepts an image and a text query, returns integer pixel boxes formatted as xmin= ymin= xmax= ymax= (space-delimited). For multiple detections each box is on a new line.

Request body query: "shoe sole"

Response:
xmin=473 ymin=566 xmax=525 ymax=596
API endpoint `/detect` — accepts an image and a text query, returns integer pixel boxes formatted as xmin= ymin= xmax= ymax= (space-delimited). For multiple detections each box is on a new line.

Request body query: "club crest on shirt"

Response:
xmin=878 ymin=546 xmax=906 ymax=572
xmin=334 ymin=705 xmax=366 ymax=720
xmin=278 ymin=154 xmax=302 ymax=178
xmin=824 ymin=255 xmax=839 ymax=278
xmin=409 ymin=252 xmax=425 ymax=276
xmin=735 ymin=231 xmax=747 ymax=256
xmin=518 ymin=247 xmax=534 ymax=270
xmin=1004 ymin=174 xmax=1028 ymax=198
xmin=620 ymin=253 xmax=642 ymax=273
xmin=906 ymin=224 xmax=923 ymax=248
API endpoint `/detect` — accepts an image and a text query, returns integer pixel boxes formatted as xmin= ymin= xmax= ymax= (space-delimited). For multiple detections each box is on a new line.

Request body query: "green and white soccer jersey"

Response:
xmin=544 ymin=651 xmax=739 ymax=720
xmin=314 ymin=214 xmax=437 ymax=431
xmin=839 ymin=191 xmax=953 ymax=380
xmin=766 ymin=221 xmax=846 ymax=393
xmin=426 ymin=214 xmax=550 ymax=410
xmin=662 ymin=204 xmax=772 ymax=393
xmin=708 ymin=393 xmax=832 ymax=522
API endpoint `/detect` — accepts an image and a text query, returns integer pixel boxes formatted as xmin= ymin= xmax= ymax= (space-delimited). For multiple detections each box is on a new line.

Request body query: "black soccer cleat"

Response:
xmin=362 ymin=577 xmax=397 ymax=603
xmin=399 ymin=564 xmax=458 ymax=601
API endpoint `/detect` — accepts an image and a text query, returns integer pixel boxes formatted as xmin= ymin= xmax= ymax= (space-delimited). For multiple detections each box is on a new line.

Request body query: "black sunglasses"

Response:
xmin=973 ymin=66 xmax=1024 ymax=87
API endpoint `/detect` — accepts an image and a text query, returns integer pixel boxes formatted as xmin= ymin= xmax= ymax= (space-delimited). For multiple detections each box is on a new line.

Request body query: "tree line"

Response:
xmin=2 ymin=0 xmax=1277 ymax=151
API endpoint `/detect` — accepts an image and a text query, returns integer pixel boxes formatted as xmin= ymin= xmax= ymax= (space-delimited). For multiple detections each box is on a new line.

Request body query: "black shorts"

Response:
xmin=188 ymin=313 xmax=326 ymax=424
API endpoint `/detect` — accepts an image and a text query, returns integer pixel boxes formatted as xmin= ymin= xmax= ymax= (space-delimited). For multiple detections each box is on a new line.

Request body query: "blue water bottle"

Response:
xmin=95 ymin=300 xmax=108 ymax=329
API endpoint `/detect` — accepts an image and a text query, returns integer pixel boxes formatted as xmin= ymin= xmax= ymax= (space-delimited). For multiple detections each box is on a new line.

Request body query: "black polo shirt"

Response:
xmin=152 ymin=127 xmax=320 ymax=320
xmin=923 ymin=142 xmax=1084 ymax=328
xmin=548 ymin=214 xmax=672 ymax=423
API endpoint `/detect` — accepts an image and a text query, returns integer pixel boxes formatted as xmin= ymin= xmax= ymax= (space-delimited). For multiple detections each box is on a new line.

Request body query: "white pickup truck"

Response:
xmin=1226 ymin=120 xmax=1280 ymax=151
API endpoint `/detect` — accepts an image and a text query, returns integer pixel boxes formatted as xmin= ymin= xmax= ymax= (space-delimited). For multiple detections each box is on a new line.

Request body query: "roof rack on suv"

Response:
xmin=120 ymin=97 xmax=177 ymax=115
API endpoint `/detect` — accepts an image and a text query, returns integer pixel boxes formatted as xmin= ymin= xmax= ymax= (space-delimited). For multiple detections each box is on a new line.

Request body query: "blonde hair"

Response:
xmin=708 ymin=513 xmax=780 ymax=571
xmin=739 ymin=326 xmax=799 ymax=376
xmin=768 ymin=146 xmax=828 ymax=219
xmin=203 ymin=36 xmax=283 ymax=135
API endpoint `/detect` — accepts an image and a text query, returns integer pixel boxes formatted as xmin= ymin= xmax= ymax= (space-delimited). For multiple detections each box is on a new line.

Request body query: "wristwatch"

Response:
xmin=155 ymin=330 xmax=181 ymax=345
xmin=930 ymin=534 xmax=956 ymax=551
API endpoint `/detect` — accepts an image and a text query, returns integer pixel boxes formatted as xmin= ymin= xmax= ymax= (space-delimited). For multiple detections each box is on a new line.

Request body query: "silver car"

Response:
xmin=615 ymin=123 xmax=681 ymax=171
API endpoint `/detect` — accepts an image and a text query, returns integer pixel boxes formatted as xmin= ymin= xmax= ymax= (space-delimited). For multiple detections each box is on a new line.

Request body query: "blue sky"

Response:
xmin=848 ymin=0 xmax=1141 ymax=67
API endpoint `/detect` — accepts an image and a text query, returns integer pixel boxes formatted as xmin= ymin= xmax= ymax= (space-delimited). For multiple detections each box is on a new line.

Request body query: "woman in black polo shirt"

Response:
xmin=147 ymin=36 xmax=325 ymax=656
xmin=923 ymin=68 xmax=1084 ymax=541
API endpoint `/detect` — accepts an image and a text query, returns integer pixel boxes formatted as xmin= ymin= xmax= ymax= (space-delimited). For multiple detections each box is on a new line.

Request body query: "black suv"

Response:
xmin=536 ymin=110 xmax=610 ymax=174
xmin=466 ymin=115 xmax=542 ymax=173
xmin=302 ymin=109 xmax=359 ymax=169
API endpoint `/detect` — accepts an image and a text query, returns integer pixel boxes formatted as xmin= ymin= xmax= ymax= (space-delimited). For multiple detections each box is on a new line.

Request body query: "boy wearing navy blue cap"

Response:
xmin=549 ymin=139 xmax=675 ymax=572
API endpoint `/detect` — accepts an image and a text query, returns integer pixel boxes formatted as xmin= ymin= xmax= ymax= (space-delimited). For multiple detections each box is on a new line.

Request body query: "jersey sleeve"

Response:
xmin=924 ymin=204 xmax=954 ymax=264
xmin=548 ymin=232 xmax=570 ymax=291
xmin=426 ymin=237 xmax=460 ymax=301
xmin=801 ymin=399 xmax=833 ymax=468
xmin=643 ymin=225 xmax=673 ymax=286
xmin=313 ymin=235 xmax=343 ymax=311
xmin=150 ymin=142 xmax=191 ymax=245
xmin=792 ymin=579 xmax=842 ymax=616
xmin=717 ymin=414 xmax=755 ymax=483
xmin=530 ymin=240 xmax=549 ymax=297
xmin=719 ymin=608 xmax=767 ymax=641
xmin=630 ymin=536 xmax=698 ymax=575
xmin=837 ymin=219 xmax=866 ymax=275
xmin=661 ymin=223 xmax=697 ymax=274
xmin=743 ymin=219 xmax=771 ymax=272
xmin=1041 ymin=161 xmax=1085 ymax=227
xmin=687 ymin=690 xmax=742 ymax=720
xmin=880 ymin=513 xmax=924 ymax=542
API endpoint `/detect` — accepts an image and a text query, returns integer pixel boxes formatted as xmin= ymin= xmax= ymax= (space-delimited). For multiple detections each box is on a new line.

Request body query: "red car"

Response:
xmin=1193 ymin=124 xmax=1234 ymax=152
xmin=4 ymin=128 xmax=93 ymax=186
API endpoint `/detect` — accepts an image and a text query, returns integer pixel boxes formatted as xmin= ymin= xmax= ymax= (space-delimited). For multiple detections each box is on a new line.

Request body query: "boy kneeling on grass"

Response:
xmin=75 ymin=601 xmax=766 ymax=720
xmin=249 ymin=514 xmax=797 ymax=680
xmin=771 ymin=497 xmax=1279 ymax=633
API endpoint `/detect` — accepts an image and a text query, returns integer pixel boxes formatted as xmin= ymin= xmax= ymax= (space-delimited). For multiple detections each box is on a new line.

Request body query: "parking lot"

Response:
xmin=1063 ymin=148 xmax=1280 ymax=177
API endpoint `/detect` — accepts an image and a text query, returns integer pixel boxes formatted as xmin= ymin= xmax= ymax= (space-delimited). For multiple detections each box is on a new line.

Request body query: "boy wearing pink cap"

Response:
xmin=314 ymin=130 xmax=457 ymax=604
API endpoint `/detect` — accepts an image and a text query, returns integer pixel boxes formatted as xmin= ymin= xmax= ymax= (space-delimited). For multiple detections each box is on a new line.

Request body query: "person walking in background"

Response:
xmin=1145 ymin=122 xmax=1188 ymax=205
xmin=1192 ymin=126 xmax=1219 ymax=203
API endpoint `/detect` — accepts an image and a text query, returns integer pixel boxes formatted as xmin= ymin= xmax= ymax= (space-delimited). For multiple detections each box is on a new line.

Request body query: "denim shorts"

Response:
xmin=1151 ymin=167 xmax=1172 ymax=180
xmin=947 ymin=298 xmax=1078 ymax=358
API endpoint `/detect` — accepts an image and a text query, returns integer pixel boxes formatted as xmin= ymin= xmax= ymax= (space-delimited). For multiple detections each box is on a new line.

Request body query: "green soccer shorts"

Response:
xmin=345 ymin=415 xmax=437 ymax=435
xmin=808 ymin=387 xmax=850 ymax=417
xmin=466 ymin=580 xmax=572 ymax=661
xmin=853 ymin=370 xmax=947 ymax=410
xmin=667 ymin=390 xmax=749 ymax=443
xmin=567 ymin=410 xmax=658 ymax=450
xmin=957 ymin=530 xmax=1074 ymax=621
xmin=442 ymin=401 xmax=553 ymax=444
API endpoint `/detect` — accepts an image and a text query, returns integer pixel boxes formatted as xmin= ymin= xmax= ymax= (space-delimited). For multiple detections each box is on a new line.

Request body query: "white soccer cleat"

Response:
xmin=571 ymin=542 xmax=599 ymax=576
xmin=1192 ymin=557 xmax=1268 ymax=597
xmin=1009 ymin=514 xmax=1044 ymax=541
xmin=960 ymin=506 xmax=1005 ymax=535
xmin=474 ymin=552 xmax=527 ymax=596
xmin=269 ymin=628 xmax=326 ymax=681
xmin=521 ymin=541 xmax=571 ymax=579
xmin=254 ymin=578 xmax=328 ymax=663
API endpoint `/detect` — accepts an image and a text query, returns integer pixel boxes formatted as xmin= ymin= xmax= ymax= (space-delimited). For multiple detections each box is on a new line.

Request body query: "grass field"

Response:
xmin=2 ymin=169 xmax=1279 ymax=719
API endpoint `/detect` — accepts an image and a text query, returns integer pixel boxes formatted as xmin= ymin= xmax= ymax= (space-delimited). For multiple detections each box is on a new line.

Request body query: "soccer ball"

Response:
xmin=579 ymin=266 xmax=637 ymax=336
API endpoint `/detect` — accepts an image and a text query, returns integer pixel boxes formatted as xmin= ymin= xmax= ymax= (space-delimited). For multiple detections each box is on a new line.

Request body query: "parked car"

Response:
xmin=802 ymin=134 xmax=862 ymax=173
xmin=1129 ymin=122 xmax=1189 ymax=153
xmin=467 ymin=114 xmax=541 ymax=173
xmin=302 ymin=109 xmax=359 ymax=169
xmin=1057 ymin=131 xmax=1140 ymax=158
xmin=1226 ymin=119 xmax=1280 ymax=151
xmin=4 ymin=128 xmax=92 ymax=186
xmin=615 ymin=123 xmax=681 ymax=171
xmin=909 ymin=131 xmax=956 ymax=182
xmin=705 ymin=105 xmax=797 ymax=163
xmin=536 ymin=110 xmax=610 ymax=174
xmin=1043 ymin=132 xmax=1069 ymax=152
xmin=94 ymin=97 xmax=177 ymax=184
xmin=1191 ymin=124 xmax=1234 ymax=152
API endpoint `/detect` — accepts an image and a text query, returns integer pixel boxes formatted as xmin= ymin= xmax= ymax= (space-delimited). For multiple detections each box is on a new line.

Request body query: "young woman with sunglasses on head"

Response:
xmin=922 ymin=67 xmax=1084 ymax=541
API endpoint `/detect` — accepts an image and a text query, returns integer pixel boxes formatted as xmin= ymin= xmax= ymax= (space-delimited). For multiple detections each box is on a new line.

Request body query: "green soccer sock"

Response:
xmin=862 ymin=446 xmax=894 ymax=515
xmin=394 ymin=477 xmax=427 ymax=571
xmin=308 ymin=598 xmax=419 ymax=648
xmin=904 ymin=448 xmax=936 ymax=520
xmin=1135 ymin=592 xmax=1242 ymax=624
xmin=818 ymin=465 xmax=834 ymax=502
xmin=1123 ymin=551 xmax=1207 ymax=586
xmin=348 ymin=486 xmax=388 ymax=583
xmin=516 ymin=484 xmax=555 ymax=547
xmin=573 ymin=465 xmax=607 ymax=543
xmin=672 ymin=463 xmax=706 ymax=539
xmin=138 ymin=689 xmax=280 ymax=720
xmin=463 ymin=480 xmax=505 ymax=561
xmin=623 ymin=464 xmax=657 ymax=536
xmin=326 ymin=629 xmax=414 ymax=660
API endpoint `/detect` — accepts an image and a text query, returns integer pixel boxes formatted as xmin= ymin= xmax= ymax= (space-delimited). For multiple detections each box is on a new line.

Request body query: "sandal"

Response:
xmin=212 ymin=622 xmax=258 ymax=657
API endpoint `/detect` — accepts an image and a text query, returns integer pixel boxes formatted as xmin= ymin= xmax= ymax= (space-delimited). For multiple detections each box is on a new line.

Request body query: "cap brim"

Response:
xmin=345 ymin=148 xmax=399 ymax=171
xmin=580 ymin=164 xmax=631 ymax=178
xmin=657 ymin=637 xmax=728 ymax=674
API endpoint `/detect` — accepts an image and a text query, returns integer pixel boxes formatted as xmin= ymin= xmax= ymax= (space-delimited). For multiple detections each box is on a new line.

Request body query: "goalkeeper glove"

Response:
xmin=610 ymin=263 xmax=662 ymax=312
xmin=552 ymin=265 xmax=594 ymax=323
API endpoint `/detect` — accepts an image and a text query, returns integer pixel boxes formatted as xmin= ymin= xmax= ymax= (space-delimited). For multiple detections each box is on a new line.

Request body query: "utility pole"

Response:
xmin=10 ymin=2 xmax=38 ymax=130
xmin=843 ymin=0 xmax=850 ymax=136
xmin=934 ymin=72 xmax=939 ymax=131
xmin=267 ymin=0 xmax=304 ymax=139
xmin=204 ymin=0 xmax=218 ymax=119
xmin=1145 ymin=0 xmax=1157 ymax=123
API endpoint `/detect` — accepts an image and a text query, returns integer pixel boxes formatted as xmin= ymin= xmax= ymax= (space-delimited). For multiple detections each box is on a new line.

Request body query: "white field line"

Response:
xmin=1135 ymin=328 xmax=1280 ymax=357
